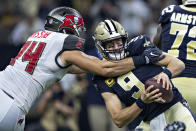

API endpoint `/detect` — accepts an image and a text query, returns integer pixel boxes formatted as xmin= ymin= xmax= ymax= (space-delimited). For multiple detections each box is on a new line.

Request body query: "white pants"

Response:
xmin=137 ymin=102 xmax=196 ymax=131
xmin=0 ymin=89 xmax=25 ymax=131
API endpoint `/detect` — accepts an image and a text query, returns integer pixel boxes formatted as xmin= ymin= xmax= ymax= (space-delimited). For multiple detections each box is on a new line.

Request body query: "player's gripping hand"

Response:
xmin=136 ymin=85 xmax=165 ymax=109
xmin=141 ymin=85 xmax=165 ymax=104
xmin=133 ymin=47 xmax=165 ymax=67
xmin=155 ymin=72 xmax=172 ymax=91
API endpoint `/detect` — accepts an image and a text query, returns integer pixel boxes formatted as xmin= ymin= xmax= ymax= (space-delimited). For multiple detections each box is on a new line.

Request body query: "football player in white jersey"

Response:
xmin=0 ymin=7 xmax=165 ymax=131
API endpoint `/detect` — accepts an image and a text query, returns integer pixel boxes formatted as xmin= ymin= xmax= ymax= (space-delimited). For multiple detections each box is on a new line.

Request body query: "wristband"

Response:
xmin=132 ymin=56 xmax=146 ymax=68
xmin=136 ymin=98 xmax=146 ymax=109
xmin=163 ymin=68 xmax=172 ymax=79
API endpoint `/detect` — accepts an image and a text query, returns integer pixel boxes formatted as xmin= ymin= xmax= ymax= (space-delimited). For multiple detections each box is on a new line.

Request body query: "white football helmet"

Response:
xmin=93 ymin=19 xmax=128 ymax=60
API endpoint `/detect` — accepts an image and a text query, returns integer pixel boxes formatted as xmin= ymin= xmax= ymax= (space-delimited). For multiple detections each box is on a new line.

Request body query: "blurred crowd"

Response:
xmin=0 ymin=0 xmax=176 ymax=131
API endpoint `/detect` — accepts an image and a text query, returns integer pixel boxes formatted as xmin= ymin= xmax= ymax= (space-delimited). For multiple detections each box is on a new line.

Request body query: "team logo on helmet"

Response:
xmin=60 ymin=15 xmax=84 ymax=30
xmin=44 ymin=7 xmax=86 ymax=36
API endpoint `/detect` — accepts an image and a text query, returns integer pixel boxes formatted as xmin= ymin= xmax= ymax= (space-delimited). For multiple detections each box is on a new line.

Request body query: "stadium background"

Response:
xmin=0 ymin=0 xmax=187 ymax=131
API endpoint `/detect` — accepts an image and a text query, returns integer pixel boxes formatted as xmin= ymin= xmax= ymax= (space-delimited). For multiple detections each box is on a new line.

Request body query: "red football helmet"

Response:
xmin=44 ymin=7 xmax=86 ymax=37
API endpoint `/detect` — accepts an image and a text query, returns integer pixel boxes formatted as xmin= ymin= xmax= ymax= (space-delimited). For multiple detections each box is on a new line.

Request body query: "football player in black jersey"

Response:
xmin=153 ymin=0 xmax=196 ymax=114
xmin=93 ymin=19 xmax=196 ymax=131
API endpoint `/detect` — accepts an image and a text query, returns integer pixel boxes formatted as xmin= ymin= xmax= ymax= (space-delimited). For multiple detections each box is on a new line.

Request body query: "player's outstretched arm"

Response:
xmin=67 ymin=65 xmax=86 ymax=74
xmin=60 ymin=50 xmax=136 ymax=77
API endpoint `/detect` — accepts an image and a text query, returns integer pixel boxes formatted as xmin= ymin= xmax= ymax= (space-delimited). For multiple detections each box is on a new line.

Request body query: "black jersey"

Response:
xmin=93 ymin=65 xmax=183 ymax=119
xmin=126 ymin=35 xmax=156 ymax=56
xmin=93 ymin=35 xmax=184 ymax=128
xmin=159 ymin=5 xmax=196 ymax=77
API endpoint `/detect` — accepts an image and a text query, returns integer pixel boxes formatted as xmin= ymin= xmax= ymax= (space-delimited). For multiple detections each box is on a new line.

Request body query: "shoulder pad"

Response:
xmin=159 ymin=5 xmax=176 ymax=24
xmin=161 ymin=5 xmax=175 ymax=16
xmin=126 ymin=35 xmax=155 ymax=56
xmin=63 ymin=35 xmax=85 ymax=51
xmin=128 ymin=35 xmax=144 ymax=44
xmin=128 ymin=35 xmax=154 ymax=48
xmin=142 ymin=35 xmax=155 ymax=48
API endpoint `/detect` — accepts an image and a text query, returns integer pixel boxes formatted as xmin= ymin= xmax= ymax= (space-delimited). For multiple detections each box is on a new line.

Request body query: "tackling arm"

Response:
xmin=60 ymin=50 xmax=136 ymax=77
xmin=67 ymin=65 xmax=86 ymax=74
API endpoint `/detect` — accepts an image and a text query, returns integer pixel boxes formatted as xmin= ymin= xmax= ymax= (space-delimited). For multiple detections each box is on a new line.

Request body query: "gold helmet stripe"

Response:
xmin=105 ymin=20 xmax=116 ymax=33
xmin=104 ymin=20 xmax=112 ymax=34
xmin=104 ymin=20 xmax=120 ymax=38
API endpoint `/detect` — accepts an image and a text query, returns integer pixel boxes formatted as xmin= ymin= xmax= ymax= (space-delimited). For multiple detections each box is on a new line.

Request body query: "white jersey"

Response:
xmin=0 ymin=30 xmax=81 ymax=113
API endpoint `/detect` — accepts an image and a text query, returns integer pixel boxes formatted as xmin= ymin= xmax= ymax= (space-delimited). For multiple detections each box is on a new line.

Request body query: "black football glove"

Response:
xmin=143 ymin=47 xmax=165 ymax=64
xmin=164 ymin=121 xmax=186 ymax=131
xmin=132 ymin=47 xmax=165 ymax=68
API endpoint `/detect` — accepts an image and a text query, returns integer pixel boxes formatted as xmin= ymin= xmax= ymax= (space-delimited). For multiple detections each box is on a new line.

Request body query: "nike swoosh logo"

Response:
xmin=150 ymin=52 xmax=158 ymax=56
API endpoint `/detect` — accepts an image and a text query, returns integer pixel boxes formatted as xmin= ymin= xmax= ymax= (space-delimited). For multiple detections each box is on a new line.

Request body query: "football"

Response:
xmin=144 ymin=77 xmax=173 ymax=103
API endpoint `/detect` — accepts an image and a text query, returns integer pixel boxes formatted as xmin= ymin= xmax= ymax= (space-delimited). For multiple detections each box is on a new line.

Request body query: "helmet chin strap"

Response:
xmin=74 ymin=28 xmax=80 ymax=37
